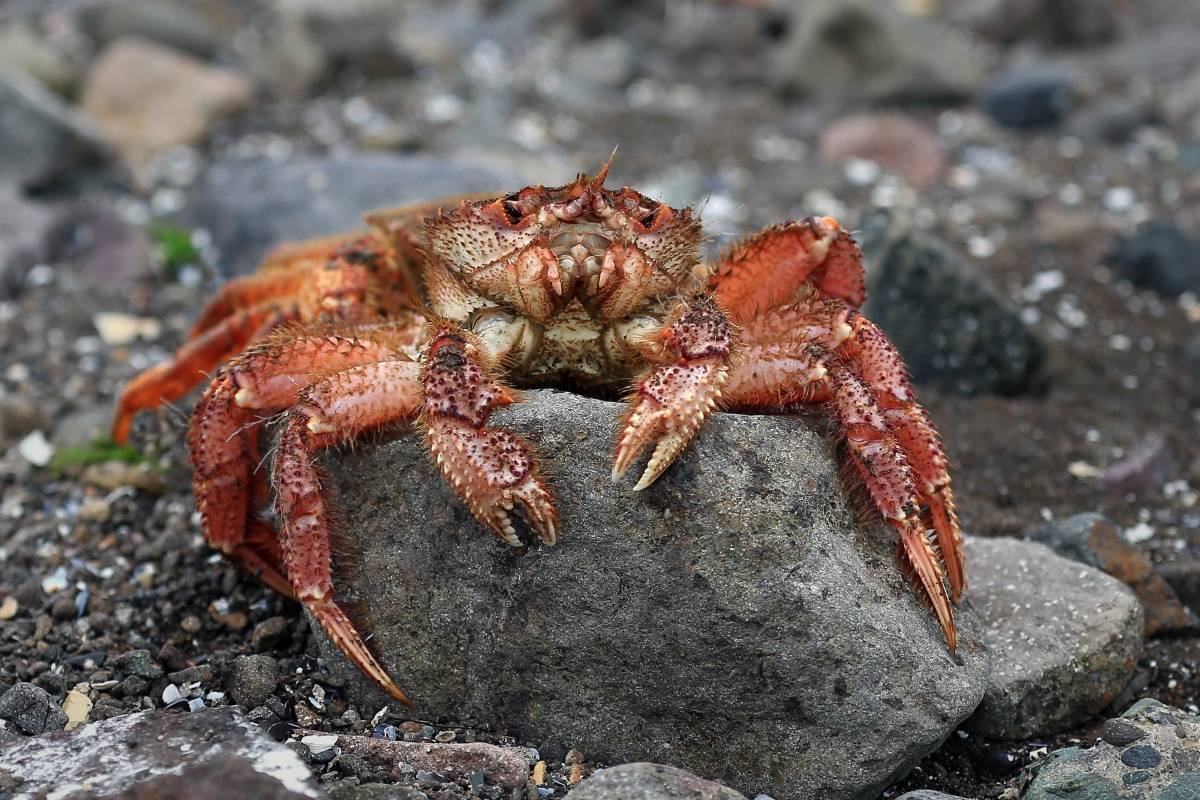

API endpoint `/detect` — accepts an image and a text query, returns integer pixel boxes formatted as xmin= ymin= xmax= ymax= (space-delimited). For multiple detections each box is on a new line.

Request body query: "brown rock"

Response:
xmin=81 ymin=37 xmax=252 ymax=171
xmin=1029 ymin=513 xmax=1194 ymax=636
xmin=819 ymin=113 xmax=947 ymax=189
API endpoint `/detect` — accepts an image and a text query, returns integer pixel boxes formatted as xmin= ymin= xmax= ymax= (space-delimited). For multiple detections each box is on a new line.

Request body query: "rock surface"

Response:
xmin=979 ymin=68 xmax=1075 ymax=129
xmin=81 ymin=37 xmax=253 ymax=170
xmin=184 ymin=153 xmax=526 ymax=276
xmin=0 ymin=707 xmax=324 ymax=799
xmin=301 ymin=732 xmax=531 ymax=789
xmin=1023 ymin=699 xmax=1200 ymax=799
xmin=771 ymin=0 xmax=984 ymax=102
xmin=857 ymin=207 xmax=1044 ymax=396
xmin=0 ymin=682 xmax=68 ymax=735
xmin=311 ymin=390 xmax=990 ymax=800
xmin=895 ymin=792 xmax=973 ymax=800
xmin=965 ymin=537 xmax=1143 ymax=739
xmin=0 ymin=66 xmax=114 ymax=191
xmin=1029 ymin=513 xmax=1194 ymax=636
xmin=567 ymin=763 xmax=747 ymax=800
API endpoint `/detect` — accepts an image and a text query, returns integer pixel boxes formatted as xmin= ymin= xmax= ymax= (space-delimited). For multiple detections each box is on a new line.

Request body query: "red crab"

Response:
xmin=112 ymin=163 xmax=965 ymax=704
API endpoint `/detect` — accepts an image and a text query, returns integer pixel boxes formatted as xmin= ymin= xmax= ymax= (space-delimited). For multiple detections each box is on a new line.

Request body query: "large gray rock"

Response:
xmin=568 ymin=763 xmax=747 ymax=800
xmin=0 ymin=707 xmax=325 ymax=799
xmin=311 ymin=391 xmax=990 ymax=800
xmin=965 ymin=537 xmax=1144 ymax=739
xmin=0 ymin=66 xmax=115 ymax=191
xmin=0 ymin=682 xmax=68 ymax=735
xmin=1023 ymin=699 xmax=1200 ymax=800
xmin=770 ymin=0 xmax=985 ymax=103
xmin=858 ymin=207 xmax=1044 ymax=396
xmin=184 ymin=153 xmax=526 ymax=276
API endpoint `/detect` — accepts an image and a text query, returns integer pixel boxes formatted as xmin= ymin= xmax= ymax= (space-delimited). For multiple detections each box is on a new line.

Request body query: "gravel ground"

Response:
xmin=2 ymin=1 xmax=1200 ymax=798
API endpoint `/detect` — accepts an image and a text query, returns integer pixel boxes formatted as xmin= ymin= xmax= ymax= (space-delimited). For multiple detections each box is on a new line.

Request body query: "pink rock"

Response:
xmin=818 ymin=113 xmax=947 ymax=189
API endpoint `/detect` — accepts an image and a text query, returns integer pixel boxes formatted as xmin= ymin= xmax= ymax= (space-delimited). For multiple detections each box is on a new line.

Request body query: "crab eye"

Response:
xmin=501 ymin=201 xmax=523 ymax=224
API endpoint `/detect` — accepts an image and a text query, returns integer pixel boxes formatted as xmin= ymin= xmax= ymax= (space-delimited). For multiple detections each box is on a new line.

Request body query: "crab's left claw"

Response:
xmin=612 ymin=298 xmax=733 ymax=490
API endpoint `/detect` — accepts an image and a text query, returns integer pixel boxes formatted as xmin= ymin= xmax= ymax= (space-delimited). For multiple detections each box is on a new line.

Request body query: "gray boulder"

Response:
xmin=0 ymin=707 xmax=324 ymax=799
xmin=770 ymin=0 xmax=984 ymax=103
xmin=895 ymin=792 xmax=974 ymax=800
xmin=0 ymin=66 xmax=115 ymax=192
xmin=857 ymin=207 xmax=1044 ymax=396
xmin=310 ymin=390 xmax=990 ymax=800
xmin=184 ymin=153 xmax=526 ymax=276
xmin=1023 ymin=699 xmax=1200 ymax=799
xmin=965 ymin=537 xmax=1143 ymax=739
xmin=0 ymin=186 xmax=63 ymax=299
xmin=568 ymin=763 xmax=747 ymax=800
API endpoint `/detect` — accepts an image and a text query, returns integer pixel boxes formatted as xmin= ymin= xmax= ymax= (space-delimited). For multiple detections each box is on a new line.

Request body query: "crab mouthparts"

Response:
xmin=546 ymin=226 xmax=614 ymax=294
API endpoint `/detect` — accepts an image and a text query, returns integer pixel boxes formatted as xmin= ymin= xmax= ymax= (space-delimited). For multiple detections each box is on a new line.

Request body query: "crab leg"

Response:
xmin=612 ymin=298 xmax=734 ymax=490
xmin=421 ymin=325 xmax=558 ymax=546
xmin=274 ymin=358 xmax=423 ymax=704
xmin=711 ymin=217 xmax=867 ymax=320
xmin=187 ymin=270 xmax=312 ymax=340
xmin=723 ymin=315 xmax=959 ymax=650
xmin=188 ymin=322 xmax=422 ymax=599
xmin=112 ymin=301 xmax=296 ymax=443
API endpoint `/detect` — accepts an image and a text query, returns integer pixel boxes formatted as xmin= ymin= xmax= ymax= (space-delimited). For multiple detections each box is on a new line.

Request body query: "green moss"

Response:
xmin=147 ymin=222 xmax=200 ymax=276
xmin=50 ymin=438 xmax=147 ymax=474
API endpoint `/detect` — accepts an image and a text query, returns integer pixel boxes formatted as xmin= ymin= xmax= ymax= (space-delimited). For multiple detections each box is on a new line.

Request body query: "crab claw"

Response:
xmin=430 ymin=424 xmax=558 ymax=546
xmin=613 ymin=359 xmax=726 ymax=491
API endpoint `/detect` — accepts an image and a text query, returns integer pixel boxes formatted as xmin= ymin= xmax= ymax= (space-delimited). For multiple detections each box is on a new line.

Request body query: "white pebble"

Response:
xmin=17 ymin=431 xmax=54 ymax=467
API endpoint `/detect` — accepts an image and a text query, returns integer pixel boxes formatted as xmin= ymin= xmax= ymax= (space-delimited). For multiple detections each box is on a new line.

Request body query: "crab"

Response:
xmin=112 ymin=162 xmax=965 ymax=705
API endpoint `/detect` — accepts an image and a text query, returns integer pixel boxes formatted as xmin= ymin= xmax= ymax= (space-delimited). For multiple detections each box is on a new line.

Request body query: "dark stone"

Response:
xmin=1029 ymin=512 xmax=1195 ymax=635
xmin=1120 ymin=745 xmax=1161 ymax=769
xmin=251 ymin=616 xmax=291 ymax=651
xmin=976 ymin=750 xmax=1021 ymax=777
xmin=228 ymin=654 xmax=280 ymax=708
xmin=567 ymin=763 xmax=747 ymax=800
xmin=183 ymin=153 xmax=526 ymax=277
xmin=0 ymin=186 xmax=64 ymax=299
xmin=1100 ymin=718 xmax=1147 ymax=746
xmin=0 ymin=707 xmax=323 ymax=798
xmin=309 ymin=391 xmax=990 ymax=800
xmin=980 ymin=68 xmax=1075 ymax=129
xmin=1185 ymin=332 xmax=1200 ymax=406
xmin=857 ymin=207 xmax=1044 ymax=396
xmin=1107 ymin=219 xmax=1200 ymax=298
xmin=0 ymin=682 xmax=68 ymax=735
xmin=0 ymin=66 xmax=116 ymax=192
xmin=110 ymin=649 xmax=164 ymax=680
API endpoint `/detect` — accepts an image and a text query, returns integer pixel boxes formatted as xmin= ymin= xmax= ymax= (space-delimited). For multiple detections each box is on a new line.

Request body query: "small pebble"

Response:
xmin=0 ymin=596 xmax=18 ymax=620
xmin=61 ymin=688 xmax=92 ymax=731
xmin=1102 ymin=718 xmax=1147 ymax=746
xmin=1121 ymin=745 xmax=1162 ymax=769
xmin=16 ymin=430 xmax=54 ymax=467
xmin=180 ymin=615 xmax=202 ymax=634
xmin=434 ymin=729 xmax=456 ymax=743
xmin=161 ymin=683 xmax=184 ymax=706
xmin=1124 ymin=770 xmax=1152 ymax=785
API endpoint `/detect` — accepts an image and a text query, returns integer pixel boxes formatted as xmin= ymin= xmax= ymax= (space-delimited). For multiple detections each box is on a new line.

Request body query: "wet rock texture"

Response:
xmin=311 ymin=391 xmax=989 ymax=800
xmin=1023 ymin=699 xmax=1200 ymax=800
xmin=0 ymin=707 xmax=324 ymax=799
xmin=965 ymin=537 xmax=1143 ymax=739
xmin=567 ymin=763 xmax=747 ymax=800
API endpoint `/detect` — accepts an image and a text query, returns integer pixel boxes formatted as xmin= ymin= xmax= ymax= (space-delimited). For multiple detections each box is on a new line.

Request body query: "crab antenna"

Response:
xmin=589 ymin=146 xmax=618 ymax=192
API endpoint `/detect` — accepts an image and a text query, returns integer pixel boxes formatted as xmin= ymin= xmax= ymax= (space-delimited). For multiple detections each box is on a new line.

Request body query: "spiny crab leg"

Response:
xmin=421 ymin=326 xmax=558 ymax=546
xmin=274 ymin=358 xmax=424 ymax=704
xmin=612 ymin=298 xmax=733 ymax=491
xmin=112 ymin=301 xmax=296 ymax=443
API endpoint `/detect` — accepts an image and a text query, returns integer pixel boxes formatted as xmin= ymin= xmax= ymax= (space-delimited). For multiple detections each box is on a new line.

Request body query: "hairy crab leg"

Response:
xmin=112 ymin=301 xmax=296 ymax=443
xmin=730 ymin=293 xmax=966 ymax=603
xmin=188 ymin=322 xmax=422 ymax=600
xmin=273 ymin=358 xmax=424 ymax=704
xmin=187 ymin=270 xmax=313 ymax=340
xmin=612 ymin=298 xmax=734 ymax=491
xmin=421 ymin=325 xmax=558 ymax=546
xmin=711 ymin=217 xmax=867 ymax=320
xmin=722 ymin=332 xmax=957 ymax=652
